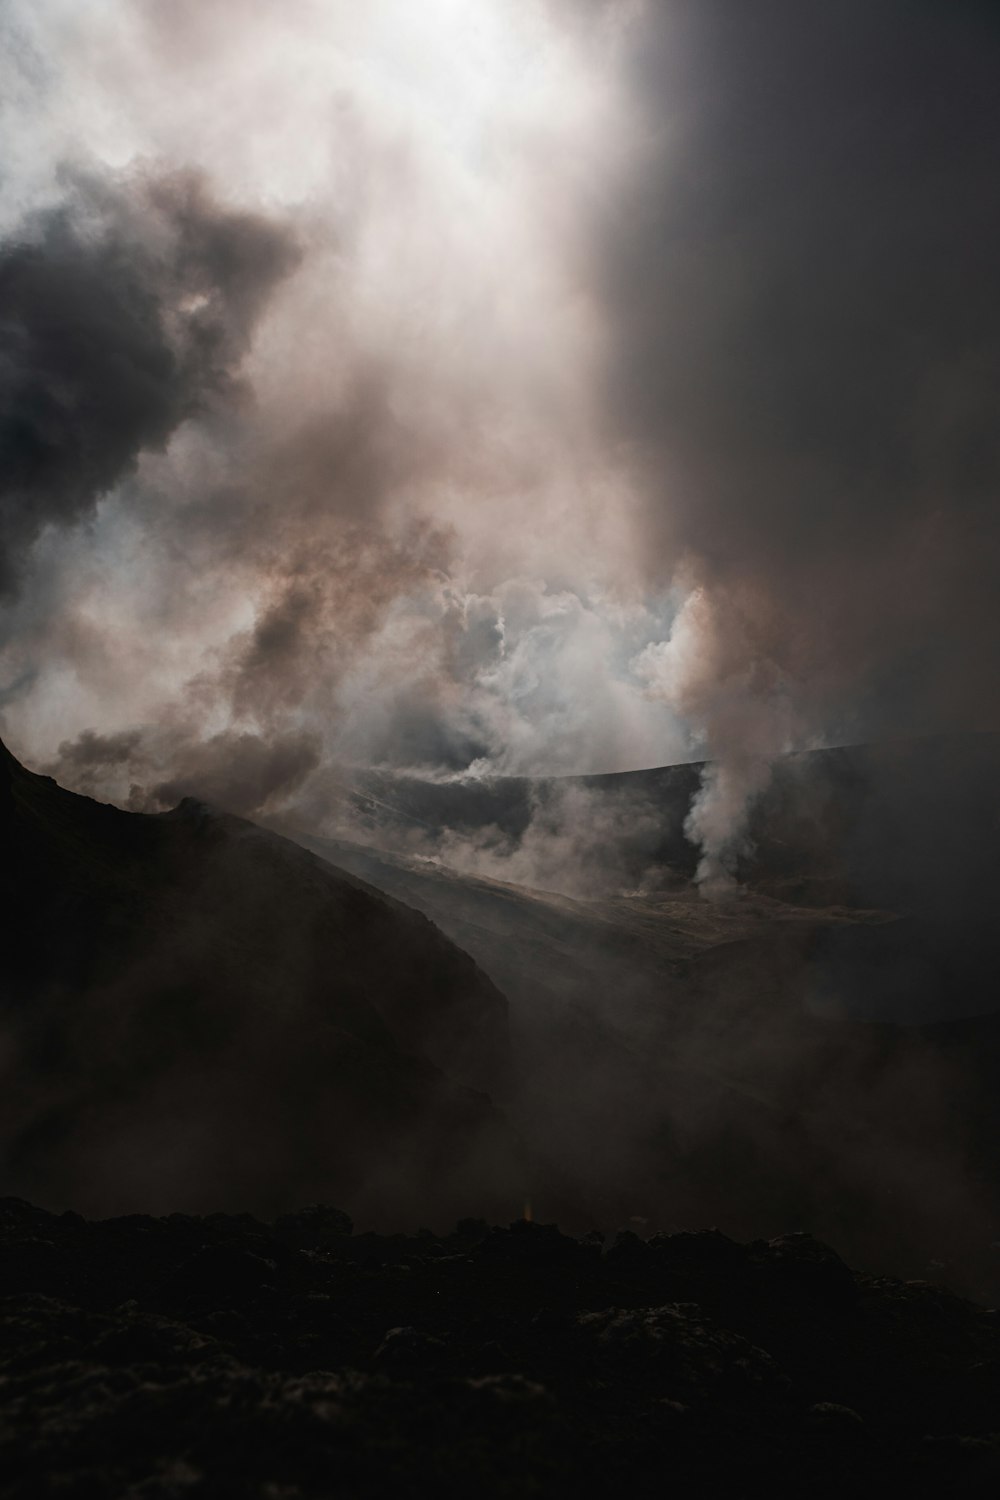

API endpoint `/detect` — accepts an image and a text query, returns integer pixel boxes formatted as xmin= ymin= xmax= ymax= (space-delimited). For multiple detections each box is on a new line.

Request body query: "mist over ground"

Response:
xmin=278 ymin=731 xmax=1000 ymax=1299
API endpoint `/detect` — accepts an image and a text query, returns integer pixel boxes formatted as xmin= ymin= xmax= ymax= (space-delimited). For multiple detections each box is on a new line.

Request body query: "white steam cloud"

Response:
xmin=0 ymin=0 xmax=703 ymax=818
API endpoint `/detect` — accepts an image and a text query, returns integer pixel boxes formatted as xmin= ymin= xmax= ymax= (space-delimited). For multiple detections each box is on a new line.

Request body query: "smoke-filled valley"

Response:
xmin=3 ymin=1 xmax=1000 ymax=1492
xmin=285 ymin=732 xmax=1000 ymax=1297
xmin=5 ymin=729 xmax=1000 ymax=1303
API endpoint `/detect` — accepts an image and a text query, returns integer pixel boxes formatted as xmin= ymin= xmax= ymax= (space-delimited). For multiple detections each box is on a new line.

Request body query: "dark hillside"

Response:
xmin=0 ymin=740 xmax=518 ymax=1227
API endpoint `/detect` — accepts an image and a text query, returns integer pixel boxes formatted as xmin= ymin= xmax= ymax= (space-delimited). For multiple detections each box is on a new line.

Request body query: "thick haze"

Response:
xmin=1 ymin=0 xmax=998 ymax=882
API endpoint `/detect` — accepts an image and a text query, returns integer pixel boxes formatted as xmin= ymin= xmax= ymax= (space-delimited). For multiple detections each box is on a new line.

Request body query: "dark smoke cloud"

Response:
xmin=47 ymin=724 xmax=322 ymax=820
xmin=49 ymin=727 xmax=145 ymax=798
xmin=147 ymin=728 xmax=322 ymax=817
xmin=588 ymin=0 xmax=1000 ymax=882
xmin=605 ymin=0 xmax=1000 ymax=741
xmin=0 ymin=167 xmax=299 ymax=596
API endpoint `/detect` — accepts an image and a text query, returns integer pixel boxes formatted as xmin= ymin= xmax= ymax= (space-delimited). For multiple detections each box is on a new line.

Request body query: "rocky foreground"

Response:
xmin=2 ymin=1199 xmax=999 ymax=1496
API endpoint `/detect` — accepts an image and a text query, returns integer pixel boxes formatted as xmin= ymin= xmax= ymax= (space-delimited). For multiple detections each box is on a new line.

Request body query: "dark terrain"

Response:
xmin=3 ymin=1196 xmax=1000 ymax=1498
xmin=0 ymin=737 xmax=519 ymax=1228
xmin=4 ymin=732 xmax=1000 ymax=1491
xmin=5 ymin=731 xmax=1000 ymax=1295
xmin=280 ymin=735 xmax=1000 ymax=1302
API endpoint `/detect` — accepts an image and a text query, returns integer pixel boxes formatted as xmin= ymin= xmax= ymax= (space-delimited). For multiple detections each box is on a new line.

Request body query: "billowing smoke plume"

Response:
xmin=2 ymin=0 xmax=1000 ymax=890
xmin=0 ymin=169 xmax=298 ymax=597
xmin=1 ymin=0 xmax=684 ymax=830
xmin=601 ymin=0 xmax=1000 ymax=880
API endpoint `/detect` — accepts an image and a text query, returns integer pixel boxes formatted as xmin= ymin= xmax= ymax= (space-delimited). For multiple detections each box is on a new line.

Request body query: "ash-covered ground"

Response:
xmin=3 ymin=1196 xmax=1000 ymax=1497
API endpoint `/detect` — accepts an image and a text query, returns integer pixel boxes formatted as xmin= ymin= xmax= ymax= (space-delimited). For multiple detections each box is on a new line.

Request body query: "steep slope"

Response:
xmin=0 ymin=740 xmax=519 ymax=1227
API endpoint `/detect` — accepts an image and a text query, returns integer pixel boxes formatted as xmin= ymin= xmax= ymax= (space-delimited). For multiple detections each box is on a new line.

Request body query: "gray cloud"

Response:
xmin=0 ymin=167 xmax=299 ymax=596
xmin=49 ymin=726 xmax=145 ymax=798
xmin=47 ymin=723 xmax=322 ymax=820
xmin=598 ymin=0 xmax=1000 ymax=877
xmin=610 ymin=0 xmax=1000 ymax=716
xmin=147 ymin=727 xmax=322 ymax=817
